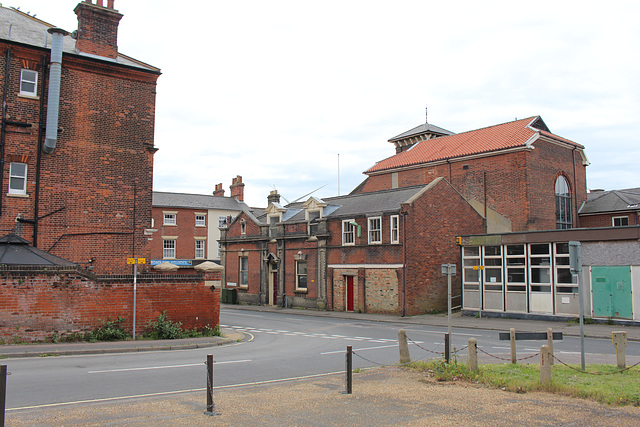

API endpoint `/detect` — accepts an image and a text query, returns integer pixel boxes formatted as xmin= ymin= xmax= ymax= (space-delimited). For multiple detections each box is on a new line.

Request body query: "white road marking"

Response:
xmin=88 ymin=359 xmax=251 ymax=374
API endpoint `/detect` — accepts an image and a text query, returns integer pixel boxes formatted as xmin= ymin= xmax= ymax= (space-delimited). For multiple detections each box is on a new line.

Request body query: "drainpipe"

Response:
xmin=572 ymin=146 xmax=578 ymax=228
xmin=43 ymin=28 xmax=69 ymax=154
xmin=33 ymin=54 xmax=49 ymax=247
xmin=0 ymin=48 xmax=10 ymax=215
xmin=401 ymin=207 xmax=408 ymax=317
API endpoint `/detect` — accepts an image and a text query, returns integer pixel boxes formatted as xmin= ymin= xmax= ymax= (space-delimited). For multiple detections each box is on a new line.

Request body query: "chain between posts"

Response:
xmin=476 ymin=346 xmax=541 ymax=361
xmin=551 ymin=354 xmax=640 ymax=375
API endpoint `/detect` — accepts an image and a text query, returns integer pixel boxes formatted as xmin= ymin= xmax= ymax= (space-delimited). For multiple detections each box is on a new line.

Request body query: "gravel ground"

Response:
xmin=6 ymin=366 xmax=640 ymax=426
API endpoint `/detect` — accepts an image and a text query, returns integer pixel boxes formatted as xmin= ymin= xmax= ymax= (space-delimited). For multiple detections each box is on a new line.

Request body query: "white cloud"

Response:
xmin=14 ymin=0 xmax=640 ymax=205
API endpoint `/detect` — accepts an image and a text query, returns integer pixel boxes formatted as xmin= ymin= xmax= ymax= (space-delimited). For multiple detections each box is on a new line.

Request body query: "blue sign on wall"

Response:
xmin=150 ymin=259 xmax=193 ymax=266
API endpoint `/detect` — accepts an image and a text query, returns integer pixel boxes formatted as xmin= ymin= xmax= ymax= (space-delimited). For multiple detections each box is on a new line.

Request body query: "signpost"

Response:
xmin=441 ymin=263 xmax=457 ymax=361
xmin=569 ymin=241 xmax=585 ymax=370
xmin=127 ymin=257 xmax=146 ymax=339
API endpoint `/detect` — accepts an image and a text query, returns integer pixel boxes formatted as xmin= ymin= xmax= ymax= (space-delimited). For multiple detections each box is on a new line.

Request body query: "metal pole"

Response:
xmin=343 ymin=346 xmax=353 ymax=394
xmin=570 ymin=241 xmax=585 ymax=371
xmin=133 ymin=260 xmax=137 ymax=340
xmin=447 ymin=265 xmax=452 ymax=357
xmin=1 ymin=365 xmax=6 ymax=427
xmin=578 ymin=268 xmax=585 ymax=370
xmin=205 ymin=354 xmax=218 ymax=415
xmin=444 ymin=333 xmax=450 ymax=363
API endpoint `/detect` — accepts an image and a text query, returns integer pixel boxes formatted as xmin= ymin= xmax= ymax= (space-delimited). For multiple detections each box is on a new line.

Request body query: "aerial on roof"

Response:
xmin=579 ymin=188 xmax=640 ymax=215
xmin=366 ymin=116 xmax=585 ymax=174
xmin=0 ymin=5 xmax=159 ymax=72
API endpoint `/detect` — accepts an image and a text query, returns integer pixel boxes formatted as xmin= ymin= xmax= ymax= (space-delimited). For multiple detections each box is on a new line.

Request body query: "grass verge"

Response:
xmin=410 ymin=359 xmax=640 ymax=406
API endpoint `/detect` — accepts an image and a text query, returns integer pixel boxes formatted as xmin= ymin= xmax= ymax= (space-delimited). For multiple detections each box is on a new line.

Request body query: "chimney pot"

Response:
xmin=213 ymin=183 xmax=225 ymax=197
xmin=229 ymin=175 xmax=245 ymax=202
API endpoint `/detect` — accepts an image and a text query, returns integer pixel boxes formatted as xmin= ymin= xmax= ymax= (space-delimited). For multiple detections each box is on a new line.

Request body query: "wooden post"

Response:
xmin=468 ymin=338 xmax=478 ymax=372
xmin=612 ymin=331 xmax=628 ymax=369
xmin=547 ymin=328 xmax=554 ymax=366
xmin=540 ymin=345 xmax=551 ymax=386
xmin=510 ymin=328 xmax=516 ymax=364
xmin=398 ymin=329 xmax=411 ymax=364
xmin=344 ymin=346 xmax=353 ymax=394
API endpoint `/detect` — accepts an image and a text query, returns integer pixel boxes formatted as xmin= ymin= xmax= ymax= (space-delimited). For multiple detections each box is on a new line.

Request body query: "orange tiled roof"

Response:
xmin=366 ymin=116 xmax=583 ymax=174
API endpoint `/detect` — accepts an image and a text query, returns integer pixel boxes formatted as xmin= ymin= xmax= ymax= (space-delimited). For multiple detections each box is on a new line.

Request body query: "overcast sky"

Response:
xmin=12 ymin=0 xmax=640 ymax=207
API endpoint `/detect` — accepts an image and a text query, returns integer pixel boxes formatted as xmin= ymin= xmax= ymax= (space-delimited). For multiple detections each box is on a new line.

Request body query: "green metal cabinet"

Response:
xmin=591 ymin=266 xmax=632 ymax=319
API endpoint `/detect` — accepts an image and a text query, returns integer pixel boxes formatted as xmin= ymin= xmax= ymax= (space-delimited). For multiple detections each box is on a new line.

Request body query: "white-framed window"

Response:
xmin=20 ymin=69 xmax=38 ymax=96
xmin=555 ymin=175 xmax=571 ymax=229
xmin=390 ymin=215 xmax=399 ymax=244
xmin=218 ymin=216 xmax=227 ymax=228
xmin=240 ymin=219 xmax=246 ymax=235
xmin=195 ymin=239 xmax=206 ymax=259
xmin=8 ymin=162 xmax=27 ymax=195
xmin=296 ymin=260 xmax=307 ymax=290
xmin=163 ymin=239 xmax=176 ymax=259
xmin=239 ymin=256 xmax=249 ymax=287
xmin=163 ymin=212 xmax=177 ymax=225
xmin=195 ymin=214 xmax=206 ymax=227
xmin=342 ymin=219 xmax=355 ymax=246
xmin=613 ymin=216 xmax=629 ymax=227
xmin=217 ymin=242 xmax=221 ymax=258
xmin=368 ymin=216 xmax=382 ymax=244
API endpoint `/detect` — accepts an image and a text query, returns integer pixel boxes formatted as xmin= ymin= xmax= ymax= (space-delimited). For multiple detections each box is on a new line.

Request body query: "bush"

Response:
xmin=144 ymin=311 xmax=186 ymax=340
xmin=86 ymin=317 xmax=130 ymax=342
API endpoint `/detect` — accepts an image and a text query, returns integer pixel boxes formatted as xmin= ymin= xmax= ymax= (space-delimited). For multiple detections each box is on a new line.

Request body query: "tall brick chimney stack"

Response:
xmin=229 ymin=176 xmax=244 ymax=201
xmin=213 ymin=183 xmax=225 ymax=197
xmin=74 ymin=0 xmax=123 ymax=59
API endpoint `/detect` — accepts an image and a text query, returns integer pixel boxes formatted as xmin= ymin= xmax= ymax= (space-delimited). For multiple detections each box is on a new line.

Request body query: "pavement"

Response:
xmin=1 ymin=303 xmax=637 ymax=358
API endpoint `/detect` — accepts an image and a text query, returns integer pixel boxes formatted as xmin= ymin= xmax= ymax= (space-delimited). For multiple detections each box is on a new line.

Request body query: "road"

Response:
xmin=5 ymin=308 xmax=638 ymax=410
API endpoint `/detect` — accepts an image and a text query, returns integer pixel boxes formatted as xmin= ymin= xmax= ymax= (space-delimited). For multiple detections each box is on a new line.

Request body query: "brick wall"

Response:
xmin=353 ymin=140 xmax=587 ymax=232
xmin=580 ymin=213 xmax=639 ymax=228
xmin=0 ymin=41 xmax=159 ymax=275
xmin=402 ymin=179 xmax=485 ymax=315
xmin=150 ymin=207 xmax=209 ymax=262
xmin=0 ymin=266 xmax=220 ymax=342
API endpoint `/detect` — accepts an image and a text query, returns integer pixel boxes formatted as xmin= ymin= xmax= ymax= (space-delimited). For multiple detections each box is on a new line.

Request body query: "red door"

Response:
xmin=346 ymin=276 xmax=354 ymax=312
xmin=272 ymin=272 xmax=278 ymax=306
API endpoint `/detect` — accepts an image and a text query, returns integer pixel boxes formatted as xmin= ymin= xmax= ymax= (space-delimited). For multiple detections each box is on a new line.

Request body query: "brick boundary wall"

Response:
xmin=0 ymin=266 xmax=220 ymax=342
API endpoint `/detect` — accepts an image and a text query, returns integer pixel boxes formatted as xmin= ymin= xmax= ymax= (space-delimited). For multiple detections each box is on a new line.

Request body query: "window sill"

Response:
xmin=7 ymin=193 xmax=29 ymax=198
xmin=238 ymin=285 xmax=248 ymax=290
xmin=163 ymin=224 xmax=177 ymax=226
xmin=295 ymin=288 xmax=308 ymax=293
xmin=18 ymin=93 xmax=39 ymax=100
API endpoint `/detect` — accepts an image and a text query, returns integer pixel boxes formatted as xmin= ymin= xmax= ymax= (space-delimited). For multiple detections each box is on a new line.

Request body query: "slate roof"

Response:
xmin=579 ymin=188 xmax=640 ymax=215
xmin=153 ymin=191 xmax=246 ymax=211
xmin=0 ymin=6 xmax=159 ymax=73
xmin=366 ymin=116 xmax=583 ymax=174
xmin=388 ymin=122 xmax=455 ymax=142
xmin=255 ymin=185 xmax=427 ymax=224
xmin=0 ymin=234 xmax=76 ymax=266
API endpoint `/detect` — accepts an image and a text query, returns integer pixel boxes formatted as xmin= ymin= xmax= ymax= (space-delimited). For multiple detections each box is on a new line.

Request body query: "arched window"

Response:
xmin=555 ymin=176 xmax=571 ymax=229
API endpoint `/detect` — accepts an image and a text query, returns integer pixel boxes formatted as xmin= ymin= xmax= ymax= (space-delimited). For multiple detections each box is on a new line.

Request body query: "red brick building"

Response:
xmin=149 ymin=176 xmax=251 ymax=267
xmin=0 ymin=1 xmax=160 ymax=274
xmin=221 ymin=180 xmax=485 ymax=315
xmin=220 ymin=116 xmax=592 ymax=315
xmin=356 ymin=116 xmax=589 ymax=233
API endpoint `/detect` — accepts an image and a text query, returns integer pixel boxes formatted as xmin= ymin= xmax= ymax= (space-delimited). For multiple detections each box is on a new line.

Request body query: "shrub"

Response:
xmin=86 ymin=317 xmax=130 ymax=342
xmin=144 ymin=311 xmax=185 ymax=340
